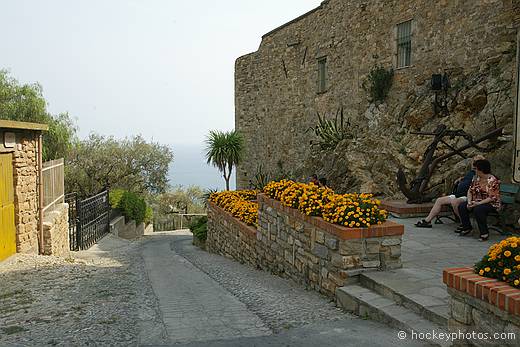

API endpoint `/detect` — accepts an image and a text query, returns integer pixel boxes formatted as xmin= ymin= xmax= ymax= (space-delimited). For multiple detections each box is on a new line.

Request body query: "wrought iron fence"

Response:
xmin=66 ymin=190 xmax=110 ymax=250
xmin=153 ymin=213 xmax=206 ymax=232
xmin=42 ymin=158 xmax=64 ymax=213
xmin=65 ymin=192 xmax=78 ymax=250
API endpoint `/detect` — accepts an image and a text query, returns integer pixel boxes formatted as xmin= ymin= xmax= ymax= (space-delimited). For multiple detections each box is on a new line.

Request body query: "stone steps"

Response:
xmin=359 ymin=270 xmax=449 ymax=327
xmin=336 ymin=285 xmax=449 ymax=347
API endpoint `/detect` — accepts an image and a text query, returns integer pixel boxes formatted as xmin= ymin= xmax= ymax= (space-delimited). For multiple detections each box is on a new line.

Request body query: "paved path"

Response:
xmin=141 ymin=234 xmax=270 ymax=344
xmin=141 ymin=231 xmax=429 ymax=346
xmin=360 ymin=216 xmax=510 ymax=324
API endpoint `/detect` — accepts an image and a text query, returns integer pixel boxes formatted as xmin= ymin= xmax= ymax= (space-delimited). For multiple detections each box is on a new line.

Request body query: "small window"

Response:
xmin=396 ymin=20 xmax=412 ymax=68
xmin=317 ymin=57 xmax=327 ymax=93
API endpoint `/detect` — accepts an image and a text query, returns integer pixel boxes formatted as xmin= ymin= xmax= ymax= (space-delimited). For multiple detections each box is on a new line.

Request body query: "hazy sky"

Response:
xmin=1 ymin=0 xmax=320 ymax=147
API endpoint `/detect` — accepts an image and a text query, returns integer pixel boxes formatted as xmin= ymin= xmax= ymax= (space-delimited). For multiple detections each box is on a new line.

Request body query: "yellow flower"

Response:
xmin=512 ymin=243 xmax=518 ymax=248
xmin=515 ymin=280 xmax=520 ymax=286
xmin=504 ymin=268 xmax=512 ymax=275
xmin=484 ymin=267 xmax=490 ymax=272
xmin=515 ymin=255 xmax=520 ymax=262
xmin=504 ymin=250 xmax=512 ymax=257
xmin=479 ymin=269 xmax=484 ymax=276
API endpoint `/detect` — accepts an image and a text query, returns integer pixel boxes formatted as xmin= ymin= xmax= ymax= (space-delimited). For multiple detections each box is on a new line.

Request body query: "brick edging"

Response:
xmin=257 ymin=193 xmax=403 ymax=240
xmin=443 ymin=267 xmax=520 ymax=316
xmin=208 ymin=202 xmax=257 ymax=237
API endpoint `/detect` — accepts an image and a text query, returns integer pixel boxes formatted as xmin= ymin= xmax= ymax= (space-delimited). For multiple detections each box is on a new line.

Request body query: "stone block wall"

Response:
xmin=444 ymin=267 xmax=520 ymax=346
xmin=207 ymin=194 xmax=404 ymax=298
xmin=236 ymin=0 xmax=519 ymax=196
xmin=207 ymin=203 xmax=258 ymax=266
xmin=0 ymin=130 xmax=40 ymax=254
xmin=42 ymin=203 xmax=70 ymax=257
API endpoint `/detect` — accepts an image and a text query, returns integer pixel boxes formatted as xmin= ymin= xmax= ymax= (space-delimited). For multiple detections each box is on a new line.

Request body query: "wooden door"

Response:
xmin=0 ymin=153 xmax=16 ymax=261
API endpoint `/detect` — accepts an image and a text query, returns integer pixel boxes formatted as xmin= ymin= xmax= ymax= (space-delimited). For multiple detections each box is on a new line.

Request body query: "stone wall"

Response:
xmin=0 ymin=130 xmax=40 ymax=254
xmin=444 ymin=267 xmax=520 ymax=347
xmin=207 ymin=203 xmax=258 ymax=266
xmin=207 ymin=194 xmax=404 ymax=298
xmin=42 ymin=203 xmax=70 ymax=257
xmin=236 ymin=0 xmax=520 ymax=196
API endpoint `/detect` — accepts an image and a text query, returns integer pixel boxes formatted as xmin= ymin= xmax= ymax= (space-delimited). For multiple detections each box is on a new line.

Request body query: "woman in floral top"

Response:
xmin=457 ymin=159 xmax=501 ymax=241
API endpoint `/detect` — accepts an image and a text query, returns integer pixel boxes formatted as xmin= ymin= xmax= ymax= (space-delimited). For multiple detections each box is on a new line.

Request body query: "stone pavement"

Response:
xmin=141 ymin=233 xmax=271 ymax=344
xmin=141 ymin=231 xmax=430 ymax=346
xmin=357 ymin=216 xmax=510 ymax=326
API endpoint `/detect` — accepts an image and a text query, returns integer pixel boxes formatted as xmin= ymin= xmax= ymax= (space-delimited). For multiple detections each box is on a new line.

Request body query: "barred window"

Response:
xmin=317 ymin=57 xmax=327 ymax=93
xmin=396 ymin=20 xmax=412 ymax=68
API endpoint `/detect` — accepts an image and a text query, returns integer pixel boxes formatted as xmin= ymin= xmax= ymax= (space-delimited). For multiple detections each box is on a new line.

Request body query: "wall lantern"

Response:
xmin=431 ymin=72 xmax=450 ymax=116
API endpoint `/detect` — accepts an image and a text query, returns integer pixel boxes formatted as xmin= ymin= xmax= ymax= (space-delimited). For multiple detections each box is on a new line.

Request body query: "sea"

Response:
xmin=167 ymin=143 xmax=236 ymax=191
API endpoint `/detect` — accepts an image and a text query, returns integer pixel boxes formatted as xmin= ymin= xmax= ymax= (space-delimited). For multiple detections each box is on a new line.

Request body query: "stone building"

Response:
xmin=235 ymin=0 xmax=520 ymax=197
xmin=0 ymin=120 xmax=47 ymax=260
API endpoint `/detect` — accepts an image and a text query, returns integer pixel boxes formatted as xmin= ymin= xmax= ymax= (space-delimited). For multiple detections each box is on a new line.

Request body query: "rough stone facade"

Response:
xmin=43 ymin=203 xmax=70 ymax=257
xmin=1 ymin=129 xmax=40 ymax=254
xmin=444 ymin=268 xmax=520 ymax=346
xmin=236 ymin=0 xmax=520 ymax=197
xmin=207 ymin=194 xmax=404 ymax=297
xmin=206 ymin=204 xmax=259 ymax=266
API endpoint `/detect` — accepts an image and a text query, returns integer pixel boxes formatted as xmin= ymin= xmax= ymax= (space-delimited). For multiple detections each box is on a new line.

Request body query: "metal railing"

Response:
xmin=42 ymin=158 xmax=65 ymax=213
xmin=66 ymin=190 xmax=110 ymax=250
xmin=153 ymin=213 xmax=206 ymax=231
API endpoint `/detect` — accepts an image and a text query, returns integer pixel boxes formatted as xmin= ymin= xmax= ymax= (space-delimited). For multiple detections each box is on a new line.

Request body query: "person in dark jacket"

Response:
xmin=415 ymin=155 xmax=485 ymax=228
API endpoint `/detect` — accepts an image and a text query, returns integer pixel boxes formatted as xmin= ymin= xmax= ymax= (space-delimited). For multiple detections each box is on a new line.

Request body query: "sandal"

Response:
xmin=458 ymin=227 xmax=473 ymax=236
xmin=454 ymin=225 xmax=465 ymax=233
xmin=479 ymin=234 xmax=489 ymax=242
xmin=415 ymin=220 xmax=432 ymax=228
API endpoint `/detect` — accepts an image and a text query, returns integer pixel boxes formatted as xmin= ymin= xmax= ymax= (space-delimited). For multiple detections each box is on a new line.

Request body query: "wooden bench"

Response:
xmin=435 ymin=183 xmax=519 ymax=236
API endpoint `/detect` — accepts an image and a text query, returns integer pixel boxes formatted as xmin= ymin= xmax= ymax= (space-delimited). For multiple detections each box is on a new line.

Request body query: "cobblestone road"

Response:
xmin=0 ymin=235 xmax=166 ymax=347
xmin=0 ymin=231 xmax=428 ymax=346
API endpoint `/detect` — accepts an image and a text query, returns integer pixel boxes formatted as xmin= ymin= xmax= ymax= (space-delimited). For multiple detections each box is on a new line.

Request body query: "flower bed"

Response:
xmin=209 ymin=190 xmax=258 ymax=226
xmin=475 ymin=236 xmax=520 ymax=288
xmin=263 ymin=180 xmax=388 ymax=227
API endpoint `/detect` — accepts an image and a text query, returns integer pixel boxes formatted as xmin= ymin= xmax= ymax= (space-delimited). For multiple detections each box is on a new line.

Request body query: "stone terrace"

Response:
xmin=336 ymin=216 xmax=509 ymax=345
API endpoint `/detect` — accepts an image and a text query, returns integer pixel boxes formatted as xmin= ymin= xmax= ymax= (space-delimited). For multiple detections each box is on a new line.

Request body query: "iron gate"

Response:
xmin=66 ymin=190 xmax=110 ymax=250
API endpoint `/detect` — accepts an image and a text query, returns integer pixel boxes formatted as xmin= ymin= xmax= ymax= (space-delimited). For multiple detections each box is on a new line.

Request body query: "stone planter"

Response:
xmin=207 ymin=193 xmax=404 ymax=298
xmin=443 ymin=268 xmax=520 ymax=346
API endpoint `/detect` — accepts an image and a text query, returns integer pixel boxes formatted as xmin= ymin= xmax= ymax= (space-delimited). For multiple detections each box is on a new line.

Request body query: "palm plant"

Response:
xmin=205 ymin=130 xmax=244 ymax=190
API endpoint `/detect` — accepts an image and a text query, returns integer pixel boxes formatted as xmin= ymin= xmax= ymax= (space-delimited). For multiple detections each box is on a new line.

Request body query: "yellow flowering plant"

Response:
xmin=322 ymin=193 xmax=388 ymax=228
xmin=209 ymin=190 xmax=258 ymax=226
xmin=475 ymin=236 xmax=520 ymax=288
xmin=263 ymin=180 xmax=388 ymax=227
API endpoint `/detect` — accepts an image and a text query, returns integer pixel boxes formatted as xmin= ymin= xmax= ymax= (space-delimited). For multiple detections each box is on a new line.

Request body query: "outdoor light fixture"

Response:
xmin=431 ymin=72 xmax=450 ymax=116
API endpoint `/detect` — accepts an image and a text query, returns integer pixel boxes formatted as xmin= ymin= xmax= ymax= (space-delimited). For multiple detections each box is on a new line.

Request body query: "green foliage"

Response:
xmin=145 ymin=206 xmax=153 ymax=225
xmin=118 ymin=191 xmax=147 ymax=224
xmin=189 ymin=216 xmax=208 ymax=241
xmin=65 ymin=134 xmax=173 ymax=198
xmin=109 ymin=189 xmax=125 ymax=209
xmin=364 ymin=66 xmax=394 ymax=103
xmin=152 ymin=186 xmax=205 ymax=215
xmin=0 ymin=70 xmax=77 ymax=161
xmin=205 ymin=129 xmax=244 ymax=190
xmin=308 ymin=108 xmax=352 ymax=150
xmin=250 ymin=164 xmax=271 ymax=190
xmin=202 ymin=188 xmax=218 ymax=207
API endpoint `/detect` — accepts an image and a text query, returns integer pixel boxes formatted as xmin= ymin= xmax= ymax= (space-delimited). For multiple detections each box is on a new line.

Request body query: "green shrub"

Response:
xmin=118 ymin=191 xmax=147 ymax=224
xmin=109 ymin=189 xmax=125 ymax=209
xmin=189 ymin=216 xmax=208 ymax=241
xmin=145 ymin=206 xmax=153 ymax=225
xmin=363 ymin=66 xmax=394 ymax=103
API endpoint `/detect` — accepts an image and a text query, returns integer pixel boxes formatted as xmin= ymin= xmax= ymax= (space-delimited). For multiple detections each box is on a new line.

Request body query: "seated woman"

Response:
xmin=457 ymin=159 xmax=501 ymax=241
xmin=415 ymin=155 xmax=484 ymax=228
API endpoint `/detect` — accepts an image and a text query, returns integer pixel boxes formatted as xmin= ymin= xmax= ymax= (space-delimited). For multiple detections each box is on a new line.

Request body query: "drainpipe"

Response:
xmin=38 ymin=133 xmax=44 ymax=255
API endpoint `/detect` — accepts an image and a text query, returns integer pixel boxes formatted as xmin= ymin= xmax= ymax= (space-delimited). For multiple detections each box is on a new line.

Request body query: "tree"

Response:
xmin=65 ymin=134 xmax=173 ymax=197
xmin=205 ymin=130 xmax=244 ymax=190
xmin=0 ymin=69 xmax=77 ymax=160
xmin=153 ymin=186 xmax=205 ymax=215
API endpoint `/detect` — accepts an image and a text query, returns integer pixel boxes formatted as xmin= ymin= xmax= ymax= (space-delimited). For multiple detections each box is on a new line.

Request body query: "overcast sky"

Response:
xmin=0 ymin=0 xmax=320 ymax=147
